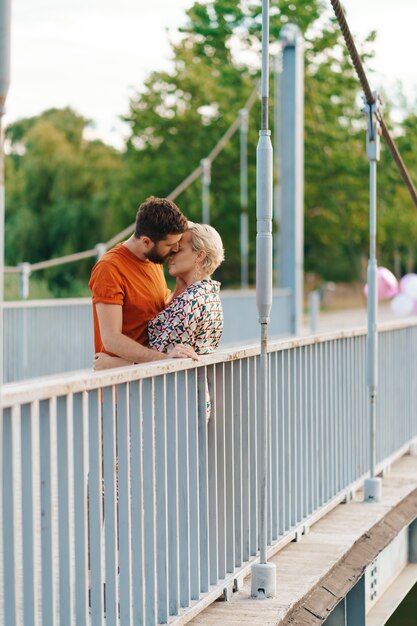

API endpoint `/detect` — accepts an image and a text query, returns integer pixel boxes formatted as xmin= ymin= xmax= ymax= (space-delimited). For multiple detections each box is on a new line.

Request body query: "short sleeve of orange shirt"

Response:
xmin=89 ymin=243 xmax=170 ymax=354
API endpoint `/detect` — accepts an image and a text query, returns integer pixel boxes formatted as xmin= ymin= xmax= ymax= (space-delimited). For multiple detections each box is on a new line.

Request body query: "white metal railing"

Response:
xmin=2 ymin=320 xmax=417 ymax=625
xmin=3 ymin=290 xmax=292 ymax=383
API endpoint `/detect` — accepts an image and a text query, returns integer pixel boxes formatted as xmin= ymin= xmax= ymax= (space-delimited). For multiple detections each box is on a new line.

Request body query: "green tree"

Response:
xmin=5 ymin=108 xmax=123 ymax=294
xmin=122 ymin=0 xmax=379 ymax=284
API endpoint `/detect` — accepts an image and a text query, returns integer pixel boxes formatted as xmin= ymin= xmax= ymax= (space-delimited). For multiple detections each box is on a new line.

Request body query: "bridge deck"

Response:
xmin=188 ymin=453 xmax=417 ymax=626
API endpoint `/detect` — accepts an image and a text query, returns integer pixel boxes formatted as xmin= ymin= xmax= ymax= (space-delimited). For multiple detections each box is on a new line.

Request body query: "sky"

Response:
xmin=4 ymin=0 xmax=417 ymax=148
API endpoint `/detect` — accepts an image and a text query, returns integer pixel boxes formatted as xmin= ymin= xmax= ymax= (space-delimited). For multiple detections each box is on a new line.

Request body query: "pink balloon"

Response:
xmin=363 ymin=267 xmax=399 ymax=301
xmin=400 ymin=273 xmax=417 ymax=300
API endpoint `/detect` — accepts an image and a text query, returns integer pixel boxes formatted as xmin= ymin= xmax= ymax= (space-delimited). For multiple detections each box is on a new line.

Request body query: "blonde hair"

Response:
xmin=187 ymin=222 xmax=225 ymax=275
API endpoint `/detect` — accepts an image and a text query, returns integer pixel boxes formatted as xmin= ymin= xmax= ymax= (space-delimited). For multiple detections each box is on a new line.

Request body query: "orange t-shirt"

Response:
xmin=88 ymin=243 xmax=170 ymax=353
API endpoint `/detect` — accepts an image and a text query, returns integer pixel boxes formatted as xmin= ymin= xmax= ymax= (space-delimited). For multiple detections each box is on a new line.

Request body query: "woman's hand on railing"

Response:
xmin=167 ymin=344 xmax=199 ymax=361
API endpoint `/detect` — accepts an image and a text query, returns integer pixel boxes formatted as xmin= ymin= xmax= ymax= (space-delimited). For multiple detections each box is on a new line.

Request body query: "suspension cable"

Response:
xmin=5 ymin=84 xmax=259 ymax=271
xmin=106 ymin=84 xmax=259 ymax=249
xmin=329 ymin=0 xmax=417 ymax=209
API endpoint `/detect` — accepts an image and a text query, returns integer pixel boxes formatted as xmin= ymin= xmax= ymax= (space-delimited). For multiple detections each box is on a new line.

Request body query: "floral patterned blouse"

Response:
xmin=148 ymin=279 xmax=223 ymax=354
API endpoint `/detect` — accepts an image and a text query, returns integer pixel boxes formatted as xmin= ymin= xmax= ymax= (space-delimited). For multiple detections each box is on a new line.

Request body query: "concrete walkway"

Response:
xmin=187 ymin=453 xmax=417 ymax=626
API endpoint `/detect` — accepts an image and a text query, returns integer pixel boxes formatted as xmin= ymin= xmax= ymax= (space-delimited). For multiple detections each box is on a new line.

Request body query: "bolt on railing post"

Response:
xmin=18 ymin=262 xmax=31 ymax=300
xmin=251 ymin=0 xmax=276 ymax=599
xmin=363 ymin=92 xmax=382 ymax=503
xmin=240 ymin=108 xmax=249 ymax=289
xmin=201 ymin=158 xmax=211 ymax=224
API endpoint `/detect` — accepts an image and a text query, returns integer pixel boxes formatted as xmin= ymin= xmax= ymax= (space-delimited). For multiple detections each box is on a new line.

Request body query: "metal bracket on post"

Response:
xmin=362 ymin=92 xmax=382 ymax=504
xmin=95 ymin=243 xmax=107 ymax=260
xmin=18 ymin=262 xmax=31 ymax=300
xmin=201 ymin=158 xmax=211 ymax=224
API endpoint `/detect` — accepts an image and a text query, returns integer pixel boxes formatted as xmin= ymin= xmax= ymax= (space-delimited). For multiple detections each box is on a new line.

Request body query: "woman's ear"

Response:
xmin=196 ymin=250 xmax=207 ymax=263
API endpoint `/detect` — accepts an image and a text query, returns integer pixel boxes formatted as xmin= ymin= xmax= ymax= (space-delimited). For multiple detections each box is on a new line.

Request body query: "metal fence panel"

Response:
xmin=2 ymin=323 xmax=417 ymax=625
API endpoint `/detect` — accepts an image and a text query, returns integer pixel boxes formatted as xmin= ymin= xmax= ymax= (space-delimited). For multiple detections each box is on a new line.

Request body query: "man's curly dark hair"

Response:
xmin=134 ymin=196 xmax=188 ymax=242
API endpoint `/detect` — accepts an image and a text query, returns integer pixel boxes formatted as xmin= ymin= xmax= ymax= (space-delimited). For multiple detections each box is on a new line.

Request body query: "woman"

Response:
xmin=94 ymin=221 xmax=224 ymax=369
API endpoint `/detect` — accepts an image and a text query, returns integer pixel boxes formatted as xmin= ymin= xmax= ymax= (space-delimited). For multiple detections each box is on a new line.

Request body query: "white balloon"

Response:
xmin=390 ymin=293 xmax=414 ymax=317
xmin=402 ymin=274 xmax=417 ymax=300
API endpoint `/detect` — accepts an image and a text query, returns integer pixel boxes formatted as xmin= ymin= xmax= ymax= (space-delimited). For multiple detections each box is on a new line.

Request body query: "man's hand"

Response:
xmin=167 ymin=344 xmax=199 ymax=361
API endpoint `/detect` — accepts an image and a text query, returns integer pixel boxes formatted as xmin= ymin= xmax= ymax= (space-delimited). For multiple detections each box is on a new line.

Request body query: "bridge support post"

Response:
xmin=278 ymin=24 xmax=304 ymax=335
xmin=240 ymin=108 xmax=249 ymax=289
xmin=363 ymin=93 xmax=382 ymax=504
xmin=409 ymin=518 xmax=417 ymax=563
xmin=346 ymin=575 xmax=366 ymax=625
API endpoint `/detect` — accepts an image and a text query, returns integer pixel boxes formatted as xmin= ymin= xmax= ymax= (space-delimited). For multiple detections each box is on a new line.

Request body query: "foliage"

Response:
xmin=4 ymin=1 xmax=417 ymax=295
xmin=5 ymin=108 xmax=123 ymax=294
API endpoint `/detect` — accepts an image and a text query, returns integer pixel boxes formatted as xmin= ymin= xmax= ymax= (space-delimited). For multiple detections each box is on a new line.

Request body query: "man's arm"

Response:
xmin=96 ymin=303 xmax=198 ymax=363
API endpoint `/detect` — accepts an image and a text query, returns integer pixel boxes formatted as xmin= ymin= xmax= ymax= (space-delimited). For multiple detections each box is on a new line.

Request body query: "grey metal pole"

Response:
xmin=18 ymin=262 xmax=31 ymax=299
xmin=0 ymin=0 xmax=11 ymax=388
xmin=251 ymin=0 xmax=276 ymax=599
xmin=201 ymin=158 xmax=211 ymax=224
xmin=0 ymin=0 xmax=11 ymax=620
xmin=240 ymin=109 xmax=249 ymax=289
xmin=279 ymin=25 xmax=304 ymax=335
xmin=363 ymin=93 xmax=382 ymax=503
xmin=274 ymin=49 xmax=282 ymax=288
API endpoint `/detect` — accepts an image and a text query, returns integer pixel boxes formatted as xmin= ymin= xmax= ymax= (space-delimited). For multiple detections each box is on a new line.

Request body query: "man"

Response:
xmin=89 ymin=196 xmax=197 ymax=363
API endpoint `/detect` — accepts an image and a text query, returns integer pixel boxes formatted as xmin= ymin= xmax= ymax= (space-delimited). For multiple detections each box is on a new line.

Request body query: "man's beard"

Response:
xmin=145 ymin=246 xmax=169 ymax=264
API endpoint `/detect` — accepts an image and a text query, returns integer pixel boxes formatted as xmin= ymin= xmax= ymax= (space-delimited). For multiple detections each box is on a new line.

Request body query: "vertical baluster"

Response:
xmin=215 ymin=363 xmax=226 ymax=579
xmin=207 ymin=365 xmax=219 ymax=585
xmin=187 ymin=369 xmax=200 ymax=600
xmin=241 ymin=358 xmax=250 ymax=561
xmin=289 ymin=350 xmax=297 ymax=527
xmin=117 ymin=383 xmax=133 ymax=625
xmin=142 ymin=378 xmax=157 ymax=622
xmin=270 ymin=353 xmax=278 ymax=541
xmin=296 ymin=347 xmax=303 ymax=524
xmin=224 ymin=361 xmax=235 ymax=574
xmin=165 ymin=374 xmax=179 ymax=615
xmin=267 ymin=353 xmax=272 ymax=546
xmin=39 ymin=399 xmax=58 ymax=625
xmin=20 ymin=403 xmax=40 ymax=626
xmin=282 ymin=350 xmax=290 ymax=532
xmin=249 ymin=356 xmax=258 ymax=555
xmin=101 ymin=387 xmax=118 ymax=626
xmin=323 ymin=342 xmax=330 ymax=504
xmin=277 ymin=351 xmax=285 ymax=536
xmin=307 ymin=345 xmax=314 ymax=516
xmin=129 ymin=381 xmax=145 ymax=623
xmin=154 ymin=375 xmax=169 ymax=621
xmin=72 ymin=393 xmax=89 ymax=626
xmin=88 ymin=390 xmax=104 ymax=625
xmin=197 ymin=367 xmax=209 ymax=593
xmin=3 ymin=407 xmax=18 ymax=626
xmin=343 ymin=337 xmax=356 ymax=486
xmin=301 ymin=346 xmax=308 ymax=521
xmin=328 ymin=341 xmax=335 ymax=499
xmin=233 ymin=360 xmax=243 ymax=567
xmin=176 ymin=371 xmax=190 ymax=607
xmin=56 ymin=396 xmax=74 ymax=626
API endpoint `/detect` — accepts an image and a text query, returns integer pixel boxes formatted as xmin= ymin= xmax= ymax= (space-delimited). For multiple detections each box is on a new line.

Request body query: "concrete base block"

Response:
xmin=364 ymin=477 xmax=382 ymax=503
xmin=251 ymin=563 xmax=276 ymax=598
